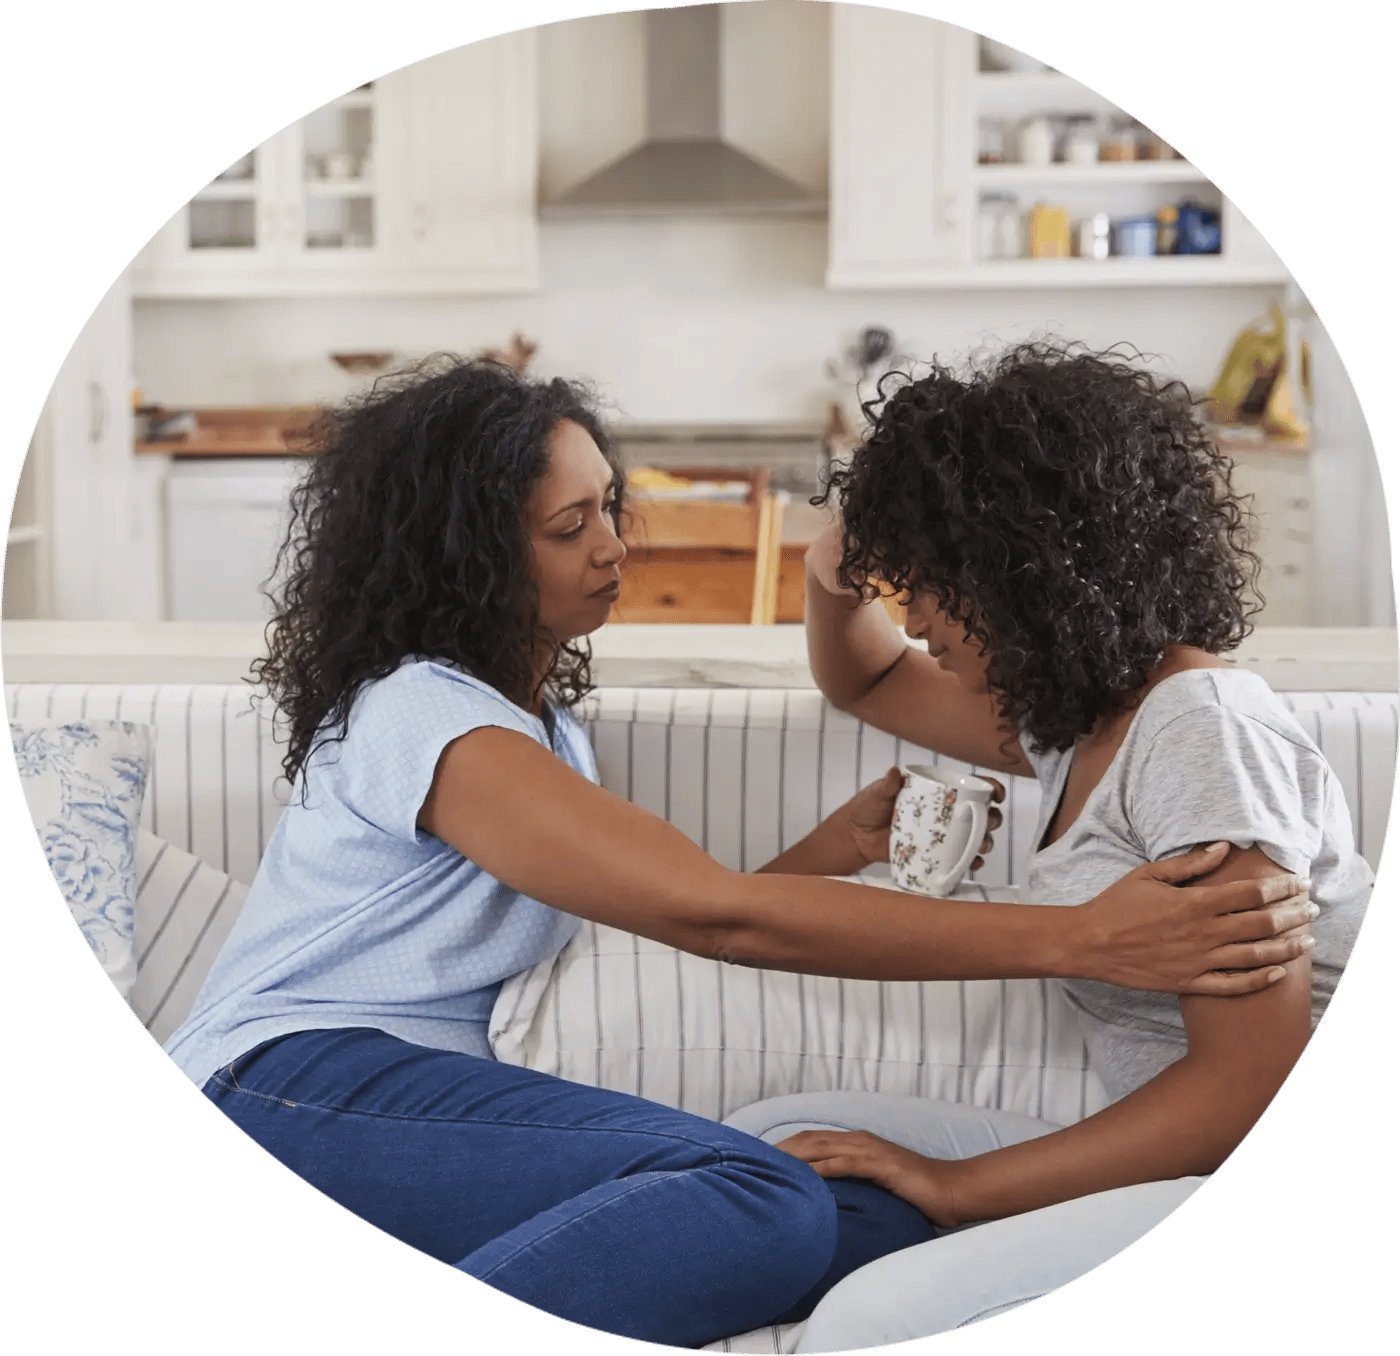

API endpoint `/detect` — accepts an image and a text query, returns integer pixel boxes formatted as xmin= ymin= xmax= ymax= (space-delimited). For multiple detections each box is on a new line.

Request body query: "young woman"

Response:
xmin=724 ymin=341 xmax=1372 ymax=1351
xmin=162 ymin=357 xmax=1313 ymax=1349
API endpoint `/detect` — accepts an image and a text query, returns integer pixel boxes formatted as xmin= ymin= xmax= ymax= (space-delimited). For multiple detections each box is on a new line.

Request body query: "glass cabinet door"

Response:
xmin=187 ymin=148 xmax=261 ymax=251
xmin=297 ymin=83 xmax=378 ymax=254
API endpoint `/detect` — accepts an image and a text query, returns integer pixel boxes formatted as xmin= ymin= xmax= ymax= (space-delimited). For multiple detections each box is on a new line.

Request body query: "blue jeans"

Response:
xmin=203 ymin=1029 xmax=938 ymax=1347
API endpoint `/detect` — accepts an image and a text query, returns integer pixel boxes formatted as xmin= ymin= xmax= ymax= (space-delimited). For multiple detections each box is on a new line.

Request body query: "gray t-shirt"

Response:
xmin=1021 ymin=668 xmax=1371 ymax=1103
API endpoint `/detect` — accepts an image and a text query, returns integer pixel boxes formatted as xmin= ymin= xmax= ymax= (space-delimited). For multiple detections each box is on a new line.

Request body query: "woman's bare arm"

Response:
xmin=804 ymin=526 xmax=1032 ymax=775
xmin=418 ymin=728 xmax=1314 ymax=993
xmin=780 ymin=846 xmax=1313 ymax=1225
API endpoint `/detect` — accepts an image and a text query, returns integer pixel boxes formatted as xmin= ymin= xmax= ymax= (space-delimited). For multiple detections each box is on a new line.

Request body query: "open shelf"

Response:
xmin=974 ymin=161 xmax=1206 ymax=186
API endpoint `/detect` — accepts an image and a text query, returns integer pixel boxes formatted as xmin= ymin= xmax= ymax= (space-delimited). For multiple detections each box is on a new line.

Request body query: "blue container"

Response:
xmin=1176 ymin=201 xmax=1222 ymax=254
xmin=1114 ymin=217 xmax=1157 ymax=257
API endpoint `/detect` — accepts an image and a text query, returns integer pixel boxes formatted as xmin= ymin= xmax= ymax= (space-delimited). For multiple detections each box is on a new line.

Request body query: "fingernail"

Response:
xmin=1268 ymin=967 xmax=1287 ymax=983
xmin=1300 ymin=935 xmax=1317 ymax=951
xmin=1208 ymin=840 xmax=1229 ymax=851
xmin=1307 ymin=903 xmax=1321 ymax=920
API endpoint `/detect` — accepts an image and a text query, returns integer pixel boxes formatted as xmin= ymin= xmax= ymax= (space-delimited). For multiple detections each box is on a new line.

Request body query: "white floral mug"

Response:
xmin=889 ymin=766 xmax=995 ymax=897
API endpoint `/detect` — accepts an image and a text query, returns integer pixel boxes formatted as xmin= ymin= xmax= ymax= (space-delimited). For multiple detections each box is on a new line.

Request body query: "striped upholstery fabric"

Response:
xmin=132 ymin=830 xmax=249 ymax=1045
xmin=490 ymin=908 xmax=1112 ymax=1128
xmin=6 ymin=682 xmax=1395 ymax=1070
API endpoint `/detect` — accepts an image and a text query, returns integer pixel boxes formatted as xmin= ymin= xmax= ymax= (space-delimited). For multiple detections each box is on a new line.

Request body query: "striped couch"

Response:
xmin=7 ymin=680 xmax=1395 ymax=1353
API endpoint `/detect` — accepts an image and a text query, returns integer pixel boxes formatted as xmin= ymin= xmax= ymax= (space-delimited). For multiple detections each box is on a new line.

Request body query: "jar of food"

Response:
xmin=1028 ymin=203 xmax=1071 ymax=258
xmin=978 ymin=194 xmax=1022 ymax=260
xmin=1155 ymin=205 xmax=1179 ymax=255
xmin=1062 ymin=118 xmax=1099 ymax=165
xmin=1099 ymin=119 xmax=1139 ymax=163
xmin=1076 ymin=212 xmax=1111 ymax=260
xmin=978 ymin=117 xmax=1007 ymax=165
xmin=1114 ymin=216 xmax=1157 ymax=257
xmin=1015 ymin=115 xmax=1055 ymax=166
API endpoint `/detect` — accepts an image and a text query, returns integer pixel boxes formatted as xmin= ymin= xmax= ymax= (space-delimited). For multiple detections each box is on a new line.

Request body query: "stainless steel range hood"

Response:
xmin=543 ymin=5 xmax=825 ymax=219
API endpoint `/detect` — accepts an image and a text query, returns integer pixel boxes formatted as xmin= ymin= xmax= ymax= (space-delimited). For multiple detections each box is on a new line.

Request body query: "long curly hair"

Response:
xmin=821 ymin=340 xmax=1261 ymax=752
xmin=251 ymin=355 xmax=623 ymax=784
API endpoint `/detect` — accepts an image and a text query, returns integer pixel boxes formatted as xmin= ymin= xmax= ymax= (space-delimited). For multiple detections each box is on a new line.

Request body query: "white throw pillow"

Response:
xmin=11 ymin=718 xmax=152 ymax=998
xmin=490 ymin=881 xmax=1109 ymax=1128
xmin=132 ymin=831 xmax=250 ymax=1043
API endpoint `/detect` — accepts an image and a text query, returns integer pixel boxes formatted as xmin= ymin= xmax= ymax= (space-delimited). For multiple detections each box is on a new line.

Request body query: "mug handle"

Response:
xmin=934 ymin=795 xmax=988 ymax=895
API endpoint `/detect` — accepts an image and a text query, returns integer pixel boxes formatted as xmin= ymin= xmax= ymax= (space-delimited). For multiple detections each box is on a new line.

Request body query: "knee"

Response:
xmin=718 ymin=1134 xmax=837 ymax=1288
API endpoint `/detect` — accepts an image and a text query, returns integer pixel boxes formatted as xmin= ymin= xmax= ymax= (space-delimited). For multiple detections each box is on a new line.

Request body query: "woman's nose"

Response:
xmin=597 ymin=524 xmax=627 ymax=566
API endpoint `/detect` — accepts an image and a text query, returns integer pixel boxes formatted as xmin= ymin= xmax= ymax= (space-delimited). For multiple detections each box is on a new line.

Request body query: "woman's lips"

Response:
xmin=591 ymin=580 xmax=622 ymax=599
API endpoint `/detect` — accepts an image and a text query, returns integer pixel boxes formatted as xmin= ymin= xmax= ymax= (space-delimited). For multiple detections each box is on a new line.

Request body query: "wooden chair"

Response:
xmin=613 ymin=468 xmax=784 ymax=624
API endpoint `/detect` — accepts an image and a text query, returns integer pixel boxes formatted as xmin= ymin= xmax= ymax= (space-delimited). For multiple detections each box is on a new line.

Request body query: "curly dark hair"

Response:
xmin=251 ymin=354 xmax=623 ymax=784
xmin=821 ymin=340 xmax=1261 ymax=753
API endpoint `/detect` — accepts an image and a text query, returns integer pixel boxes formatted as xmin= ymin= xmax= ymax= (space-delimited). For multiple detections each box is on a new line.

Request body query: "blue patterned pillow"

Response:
xmin=10 ymin=719 xmax=153 ymax=997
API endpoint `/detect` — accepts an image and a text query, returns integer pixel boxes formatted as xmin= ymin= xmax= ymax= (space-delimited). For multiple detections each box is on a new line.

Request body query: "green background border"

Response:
xmin=2 ymin=0 xmax=1388 ymax=1349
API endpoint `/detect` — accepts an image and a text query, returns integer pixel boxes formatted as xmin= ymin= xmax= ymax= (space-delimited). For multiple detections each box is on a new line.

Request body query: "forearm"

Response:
xmin=804 ymin=553 xmax=907 ymax=709
xmin=947 ymin=960 xmax=1312 ymax=1222
xmin=755 ymin=813 xmax=867 ymax=878
xmin=947 ymin=1059 xmax=1259 ymax=1223
xmin=715 ymin=874 xmax=1074 ymax=981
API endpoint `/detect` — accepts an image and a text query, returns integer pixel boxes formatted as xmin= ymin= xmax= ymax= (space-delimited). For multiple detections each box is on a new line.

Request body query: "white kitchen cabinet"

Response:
xmin=827 ymin=11 xmax=1289 ymax=289
xmin=1232 ymin=450 xmax=1314 ymax=626
xmin=827 ymin=6 xmax=975 ymax=288
xmin=24 ymin=273 xmax=157 ymax=620
xmin=130 ymin=32 xmax=538 ymax=297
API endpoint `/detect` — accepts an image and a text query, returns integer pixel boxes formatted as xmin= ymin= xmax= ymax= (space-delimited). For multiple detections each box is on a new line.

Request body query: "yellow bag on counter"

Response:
xmin=1207 ymin=304 xmax=1309 ymax=441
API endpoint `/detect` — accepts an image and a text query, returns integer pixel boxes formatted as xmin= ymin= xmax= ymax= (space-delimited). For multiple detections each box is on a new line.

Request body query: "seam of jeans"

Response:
xmin=470 ymin=1169 xmax=729 ymax=1283
xmin=206 ymin=1077 xmax=748 ymax=1155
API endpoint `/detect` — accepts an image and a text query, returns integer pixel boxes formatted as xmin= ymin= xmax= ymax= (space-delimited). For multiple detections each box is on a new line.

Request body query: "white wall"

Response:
xmin=132 ymin=217 xmax=1286 ymax=420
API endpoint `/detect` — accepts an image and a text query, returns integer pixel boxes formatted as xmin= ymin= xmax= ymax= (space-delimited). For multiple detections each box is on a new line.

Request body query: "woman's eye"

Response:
xmin=561 ymin=521 xmax=585 ymax=539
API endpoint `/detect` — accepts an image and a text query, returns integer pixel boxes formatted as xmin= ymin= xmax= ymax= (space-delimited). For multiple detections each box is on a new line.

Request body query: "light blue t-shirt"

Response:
xmin=164 ymin=660 xmax=592 ymax=1088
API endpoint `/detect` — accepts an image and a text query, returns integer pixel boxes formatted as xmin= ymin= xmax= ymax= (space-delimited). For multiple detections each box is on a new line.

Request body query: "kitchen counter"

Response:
xmin=3 ymin=622 xmax=1395 ymax=692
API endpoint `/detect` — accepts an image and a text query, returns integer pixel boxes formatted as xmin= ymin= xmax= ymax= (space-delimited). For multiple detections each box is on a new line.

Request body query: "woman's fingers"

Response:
xmin=1182 ymin=967 xmax=1290 ymax=996
xmin=1146 ymin=840 xmax=1232 ymax=884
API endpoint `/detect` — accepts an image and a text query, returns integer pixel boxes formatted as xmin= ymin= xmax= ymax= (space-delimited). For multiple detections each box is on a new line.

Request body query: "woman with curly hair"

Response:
xmin=161 ymin=355 xmax=1313 ymax=1348
xmin=725 ymin=340 xmax=1371 ymax=1350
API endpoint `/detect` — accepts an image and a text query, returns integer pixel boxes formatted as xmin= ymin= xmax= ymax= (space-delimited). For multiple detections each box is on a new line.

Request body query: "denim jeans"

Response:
xmin=203 ymin=1029 xmax=938 ymax=1348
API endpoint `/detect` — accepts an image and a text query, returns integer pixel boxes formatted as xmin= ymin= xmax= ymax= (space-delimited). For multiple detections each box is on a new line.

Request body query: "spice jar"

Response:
xmin=1155 ymin=205 xmax=1179 ymax=255
xmin=1099 ymin=119 xmax=1139 ymax=163
xmin=978 ymin=117 xmax=1007 ymax=165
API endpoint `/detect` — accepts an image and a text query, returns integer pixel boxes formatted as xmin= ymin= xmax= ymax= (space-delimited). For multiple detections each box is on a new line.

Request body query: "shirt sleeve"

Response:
xmin=1126 ymin=704 xmax=1326 ymax=878
xmin=318 ymin=661 xmax=544 ymax=843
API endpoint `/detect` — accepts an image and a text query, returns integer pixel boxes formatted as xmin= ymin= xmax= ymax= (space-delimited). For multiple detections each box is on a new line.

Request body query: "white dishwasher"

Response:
xmin=165 ymin=457 xmax=306 ymax=622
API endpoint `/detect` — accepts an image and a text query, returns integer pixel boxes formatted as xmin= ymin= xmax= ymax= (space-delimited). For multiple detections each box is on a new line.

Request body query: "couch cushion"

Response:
xmin=490 ymin=881 xmax=1110 ymax=1128
xmin=132 ymin=830 xmax=249 ymax=1044
xmin=10 ymin=717 xmax=152 ymax=997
